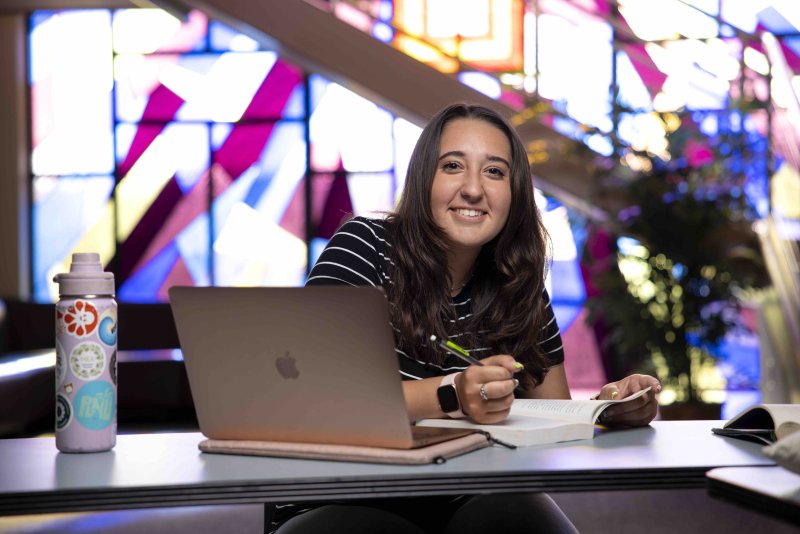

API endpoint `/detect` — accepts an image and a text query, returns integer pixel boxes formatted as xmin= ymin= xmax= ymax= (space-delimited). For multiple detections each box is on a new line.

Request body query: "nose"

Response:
xmin=459 ymin=167 xmax=484 ymax=201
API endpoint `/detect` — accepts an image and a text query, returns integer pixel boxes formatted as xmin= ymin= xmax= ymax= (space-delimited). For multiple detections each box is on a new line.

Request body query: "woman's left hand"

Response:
xmin=595 ymin=374 xmax=661 ymax=427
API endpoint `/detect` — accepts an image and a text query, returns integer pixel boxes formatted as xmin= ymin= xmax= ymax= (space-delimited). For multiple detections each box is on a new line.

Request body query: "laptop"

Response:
xmin=169 ymin=286 xmax=468 ymax=449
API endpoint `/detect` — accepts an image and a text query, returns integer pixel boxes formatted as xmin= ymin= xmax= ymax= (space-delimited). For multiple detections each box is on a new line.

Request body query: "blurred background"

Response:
xmin=0 ymin=0 xmax=798 ymax=438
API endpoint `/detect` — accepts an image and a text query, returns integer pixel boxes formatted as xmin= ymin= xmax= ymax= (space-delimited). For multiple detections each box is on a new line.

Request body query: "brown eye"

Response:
xmin=443 ymin=161 xmax=460 ymax=171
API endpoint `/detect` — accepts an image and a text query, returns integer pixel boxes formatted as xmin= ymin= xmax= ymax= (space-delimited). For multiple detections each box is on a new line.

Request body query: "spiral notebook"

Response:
xmin=169 ymin=286 xmax=489 ymax=463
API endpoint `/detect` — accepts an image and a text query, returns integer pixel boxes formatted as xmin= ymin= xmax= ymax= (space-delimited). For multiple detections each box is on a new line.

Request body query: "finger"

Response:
xmin=618 ymin=375 xmax=651 ymax=397
xmin=606 ymin=397 xmax=645 ymax=418
xmin=616 ymin=402 xmax=659 ymax=426
xmin=650 ymin=378 xmax=662 ymax=394
xmin=598 ymin=383 xmax=621 ymax=400
xmin=479 ymin=354 xmax=524 ymax=375
xmin=615 ymin=389 xmax=657 ymax=411
xmin=624 ymin=374 xmax=661 ymax=396
xmin=481 ymin=397 xmax=514 ymax=414
xmin=602 ymin=391 xmax=647 ymax=416
xmin=605 ymin=392 xmax=658 ymax=423
xmin=624 ymin=377 xmax=642 ymax=395
xmin=462 ymin=364 xmax=514 ymax=384
xmin=631 ymin=378 xmax=661 ymax=396
xmin=471 ymin=408 xmax=511 ymax=424
xmin=613 ymin=379 xmax=639 ymax=399
xmin=464 ymin=395 xmax=513 ymax=421
xmin=465 ymin=379 xmax=515 ymax=404
xmin=478 ymin=378 xmax=519 ymax=400
xmin=467 ymin=382 xmax=515 ymax=406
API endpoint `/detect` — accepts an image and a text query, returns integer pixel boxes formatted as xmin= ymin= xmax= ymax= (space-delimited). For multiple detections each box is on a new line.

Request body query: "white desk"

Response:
xmin=707 ymin=466 xmax=800 ymax=524
xmin=0 ymin=420 xmax=774 ymax=516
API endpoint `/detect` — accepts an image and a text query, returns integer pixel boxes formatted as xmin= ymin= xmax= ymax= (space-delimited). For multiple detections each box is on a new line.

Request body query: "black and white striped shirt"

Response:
xmin=306 ymin=216 xmax=565 ymax=379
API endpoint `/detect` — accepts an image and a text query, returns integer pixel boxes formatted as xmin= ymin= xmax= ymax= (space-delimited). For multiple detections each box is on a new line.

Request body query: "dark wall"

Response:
xmin=0 ymin=300 xmax=180 ymax=353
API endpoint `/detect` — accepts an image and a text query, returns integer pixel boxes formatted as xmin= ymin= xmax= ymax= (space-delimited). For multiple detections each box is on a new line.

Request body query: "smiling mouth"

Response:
xmin=451 ymin=208 xmax=486 ymax=218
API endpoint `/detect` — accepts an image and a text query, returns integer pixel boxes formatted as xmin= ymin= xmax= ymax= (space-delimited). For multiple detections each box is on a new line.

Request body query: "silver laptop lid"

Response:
xmin=169 ymin=286 xmax=415 ymax=448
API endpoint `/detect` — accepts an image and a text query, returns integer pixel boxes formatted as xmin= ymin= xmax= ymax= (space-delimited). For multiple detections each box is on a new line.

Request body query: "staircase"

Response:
xmin=175 ymin=0 xmax=605 ymax=216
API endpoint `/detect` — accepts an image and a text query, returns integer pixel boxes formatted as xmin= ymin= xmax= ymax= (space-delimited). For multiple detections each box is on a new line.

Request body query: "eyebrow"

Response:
xmin=438 ymin=151 xmax=511 ymax=168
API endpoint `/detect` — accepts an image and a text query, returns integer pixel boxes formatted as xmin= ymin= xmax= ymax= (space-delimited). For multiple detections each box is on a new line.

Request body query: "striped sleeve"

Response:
xmin=539 ymin=290 xmax=565 ymax=366
xmin=305 ymin=217 xmax=383 ymax=287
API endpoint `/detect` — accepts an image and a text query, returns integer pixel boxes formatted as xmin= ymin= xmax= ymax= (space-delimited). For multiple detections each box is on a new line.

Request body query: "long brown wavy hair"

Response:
xmin=385 ymin=103 xmax=553 ymax=387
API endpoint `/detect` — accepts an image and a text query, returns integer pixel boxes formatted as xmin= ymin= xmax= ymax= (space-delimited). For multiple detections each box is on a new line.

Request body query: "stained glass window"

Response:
xmin=29 ymin=10 xmax=114 ymax=178
xmin=28 ymin=0 xmax=800 ymax=404
xmin=29 ymin=8 xmax=417 ymax=302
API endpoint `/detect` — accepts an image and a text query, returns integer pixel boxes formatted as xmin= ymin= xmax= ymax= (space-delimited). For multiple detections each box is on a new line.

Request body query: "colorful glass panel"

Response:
xmin=347 ymin=172 xmax=396 ymax=218
xmin=115 ymin=122 xmax=211 ymax=288
xmin=214 ymin=121 xmax=308 ymax=287
xmin=535 ymin=12 xmax=613 ymax=134
xmin=112 ymin=9 xmax=208 ymax=54
xmin=392 ymin=117 xmax=423 ymax=202
xmin=114 ymin=52 xmax=300 ymax=122
xmin=29 ymin=8 xmax=313 ymax=302
xmin=393 ymin=0 xmax=524 ymax=73
xmin=32 ymin=175 xmax=115 ymax=302
xmin=29 ymin=10 xmax=114 ymax=176
xmin=310 ymin=82 xmax=395 ymax=172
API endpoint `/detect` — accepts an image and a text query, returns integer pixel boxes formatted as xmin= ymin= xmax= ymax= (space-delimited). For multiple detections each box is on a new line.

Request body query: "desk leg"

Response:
xmin=264 ymin=502 xmax=275 ymax=534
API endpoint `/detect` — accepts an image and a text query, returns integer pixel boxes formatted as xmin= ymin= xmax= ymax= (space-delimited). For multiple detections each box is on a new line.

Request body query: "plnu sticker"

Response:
xmin=70 ymin=342 xmax=106 ymax=381
xmin=74 ymin=381 xmax=115 ymax=430
xmin=56 ymin=394 xmax=72 ymax=430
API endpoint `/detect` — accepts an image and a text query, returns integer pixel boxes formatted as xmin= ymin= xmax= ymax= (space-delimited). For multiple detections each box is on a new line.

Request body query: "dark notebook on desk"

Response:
xmin=169 ymin=286 xmax=484 ymax=462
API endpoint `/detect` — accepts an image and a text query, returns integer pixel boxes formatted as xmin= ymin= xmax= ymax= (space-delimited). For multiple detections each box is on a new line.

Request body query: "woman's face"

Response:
xmin=430 ymin=118 xmax=513 ymax=257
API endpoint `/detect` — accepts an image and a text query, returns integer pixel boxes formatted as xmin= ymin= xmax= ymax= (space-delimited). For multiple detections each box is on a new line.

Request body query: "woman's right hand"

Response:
xmin=456 ymin=355 xmax=523 ymax=424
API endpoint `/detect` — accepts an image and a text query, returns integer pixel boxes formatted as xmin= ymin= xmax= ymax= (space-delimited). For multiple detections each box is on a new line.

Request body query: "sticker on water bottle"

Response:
xmin=59 ymin=299 xmax=100 ymax=338
xmin=109 ymin=350 xmax=117 ymax=386
xmin=56 ymin=340 xmax=66 ymax=387
xmin=70 ymin=342 xmax=106 ymax=381
xmin=98 ymin=308 xmax=117 ymax=346
xmin=56 ymin=393 xmax=72 ymax=430
xmin=74 ymin=381 xmax=115 ymax=430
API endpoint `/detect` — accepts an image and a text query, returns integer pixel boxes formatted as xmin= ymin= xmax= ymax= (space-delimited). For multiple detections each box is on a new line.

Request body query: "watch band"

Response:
xmin=438 ymin=372 xmax=466 ymax=419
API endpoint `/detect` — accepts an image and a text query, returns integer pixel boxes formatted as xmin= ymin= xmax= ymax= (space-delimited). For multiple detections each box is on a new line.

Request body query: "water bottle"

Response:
xmin=53 ymin=253 xmax=117 ymax=452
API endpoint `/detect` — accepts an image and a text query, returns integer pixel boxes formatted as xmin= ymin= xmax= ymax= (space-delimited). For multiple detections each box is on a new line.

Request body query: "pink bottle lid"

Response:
xmin=53 ymin=253 xmax=115 ymax=297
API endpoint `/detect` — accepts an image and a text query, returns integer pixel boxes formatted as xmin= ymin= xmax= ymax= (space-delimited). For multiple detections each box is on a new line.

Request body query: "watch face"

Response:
xmin=437 ymin=384 xmax=460 ymax=413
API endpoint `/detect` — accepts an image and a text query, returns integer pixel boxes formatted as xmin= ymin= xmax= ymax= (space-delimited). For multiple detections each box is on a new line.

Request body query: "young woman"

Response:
xmin=276 ymin=104 xmax=660 ymax=533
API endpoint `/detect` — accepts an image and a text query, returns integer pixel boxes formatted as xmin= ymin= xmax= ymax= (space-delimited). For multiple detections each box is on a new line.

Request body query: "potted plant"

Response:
xmin=582 ymin=114 xmax=769 ymax=417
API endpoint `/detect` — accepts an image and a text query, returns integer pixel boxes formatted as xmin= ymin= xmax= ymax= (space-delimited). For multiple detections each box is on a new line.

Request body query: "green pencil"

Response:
xmin=429 ymin=335 xmax=484 ymax=366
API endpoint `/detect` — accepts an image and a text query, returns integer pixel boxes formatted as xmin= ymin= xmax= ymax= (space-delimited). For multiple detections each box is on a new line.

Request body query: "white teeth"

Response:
xmin=454 ymin=208 xmax=483 ymax=217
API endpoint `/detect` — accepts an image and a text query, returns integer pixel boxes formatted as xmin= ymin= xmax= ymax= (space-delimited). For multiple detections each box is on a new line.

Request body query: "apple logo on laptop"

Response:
xmin=276 ymin=351 xmax=299 ymax=379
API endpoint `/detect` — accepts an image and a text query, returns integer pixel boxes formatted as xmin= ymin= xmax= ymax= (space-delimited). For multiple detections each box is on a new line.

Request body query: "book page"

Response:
xmin=512 ymin=387 xmax=652 ymax=424
xmin=415 ymin=415 xmax=593 ymax=446
xmin=416 ymin=387 xmax=653 ymax=446
xmin=764 ymin=405 xmax=800 ymax=428
xmin=726 ymin=404 xmax=800 ymax=435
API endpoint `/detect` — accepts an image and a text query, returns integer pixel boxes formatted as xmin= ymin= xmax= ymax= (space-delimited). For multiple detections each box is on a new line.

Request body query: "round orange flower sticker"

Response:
xmin=60 ymin=300 xmax=99 ymax=338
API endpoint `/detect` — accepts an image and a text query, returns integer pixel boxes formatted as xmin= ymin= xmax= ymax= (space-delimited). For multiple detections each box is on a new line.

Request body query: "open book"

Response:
xmin=712 ymin=404 xmax=800 ymax=445
xmin=415 ymin=387 xmax=652 ymax=447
